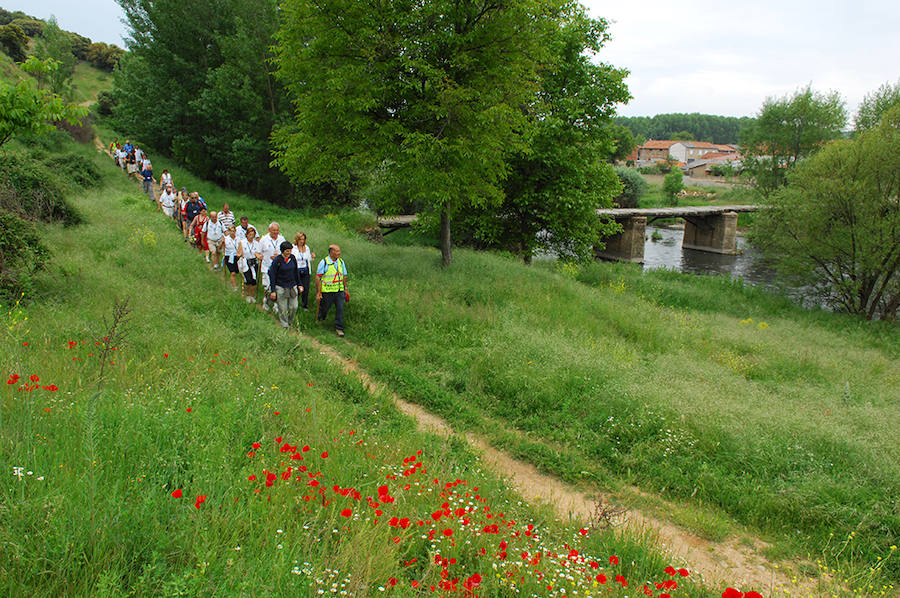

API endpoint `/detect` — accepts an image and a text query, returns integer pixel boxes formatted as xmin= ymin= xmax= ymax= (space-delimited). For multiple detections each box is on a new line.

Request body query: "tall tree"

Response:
xmin=114 ymin=0 xmax=291 ymax=197
xmin=32 ymin=17 xmax=75 ymax=97
xmin=455 ymin=5 xmax=629 ymax=263
xmin=854 ymin=80 xmax=900 ymax=132
xmin=740 ymin=86 xmax=846 ymax=196
xmin=749 ymin=106 xmax=900 ymax=320
xmin=273 ymin=0 xmax=565 ymax=266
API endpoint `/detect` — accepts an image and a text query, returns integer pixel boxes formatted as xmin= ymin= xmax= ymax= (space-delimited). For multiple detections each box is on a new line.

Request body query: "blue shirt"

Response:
xmin=142 ymin=169 xmax=153 ymax=182
xmin=316 ymin=257 xmax=348 ymax=277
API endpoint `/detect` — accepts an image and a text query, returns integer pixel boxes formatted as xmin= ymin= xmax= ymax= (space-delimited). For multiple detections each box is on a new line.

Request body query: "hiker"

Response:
xmin=204 ymin=211 xmax=225 ymax=269
xmin=159 ymin=169 xmax=173 ymax=190
xmin=315 ymin=244 xmax=349 ymax=337
xmin=183 ymin=193 xmax=203 ymax=243
xmin=292 ymin=232 xmax=315 ymax=311
xmin=218 ymin=203 xmax=235 ymax=231
xmin=268 ymin=241 xmax=303 ymax=328
xmin=238 ymin=226 xmax=262 ymax=303
xmin=236 ymin=216 xmax=254 ymax=241
xmin=158 ymin=184 xmax=176 ymax=217
xmin=223 ymin=226 xmax=240 ymax=290
xmin=259 ymin=222 xmax=285 ymax=311
xmin=190 ymin=208 xmax=209 ymax=253
xmin=141 ymin=162 xmax=154 ymax=201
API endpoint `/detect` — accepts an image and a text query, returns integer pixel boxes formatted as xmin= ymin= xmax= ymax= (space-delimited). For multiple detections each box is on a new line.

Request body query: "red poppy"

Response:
xmin=615 ymin=574 xmax=627 ymax=587
xmin=194 ymin=495 xmax=207 ymax=508
xmin=171 ymin=489 xmax=183 ymax=498
xmin=302 ymin=445 xmax=310 ymax=452
xmin=163 ymin=353 xmax=168 ymax=358
xmin=596 ymin=574 xmax=607 ymax=584
xmin=609 ymin=555 xmax=619 ymax=565
xmin=6 ymin=379 xmax=15 ymax=385
xmin=252 ymin=442 xmax=261 ymax=449
xmin=665 ymin=566 xmax=677 ymax=576
xmin=745 ymin=593 xmax=763 ymax=598
xmin=340 ymin=508 xmax=352 ymax=517
xmin=275 ymin=436 xmax=282 ymax=443
xmin=388 ymin=578 xmax=397 ymax=587
xmin=678 ymin=568 xmax=689 ymax=577
xmin=442 ymin=528 xmax=453 ymax=537
xmin=321 ymin=451 xmax=328 ymax=458
xmin=29 ymin=374 xmax=39 ymax=383
xmin=248 ymin=475 xmax=257 ymax=481
xmin=45 ymin=385 xmax=58 ymax=391
xmin=273 ymin=411 xmax=279 ymax=415
xmin=186 ymin=408 xmax=192 ymax=413
xmin=722 ymin=589 xmax=743 ymax=598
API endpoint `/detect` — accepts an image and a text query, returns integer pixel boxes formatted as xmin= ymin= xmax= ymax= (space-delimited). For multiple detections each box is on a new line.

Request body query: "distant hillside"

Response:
xmin=615 ymin=113 xmax=754 ymax=145
xmin=0 ymin=52 xmax=113 ymax=105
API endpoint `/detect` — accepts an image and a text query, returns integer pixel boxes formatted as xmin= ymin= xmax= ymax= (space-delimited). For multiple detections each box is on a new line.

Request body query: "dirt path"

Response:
xmin=302 ymin=336 xmax=818 ymax=595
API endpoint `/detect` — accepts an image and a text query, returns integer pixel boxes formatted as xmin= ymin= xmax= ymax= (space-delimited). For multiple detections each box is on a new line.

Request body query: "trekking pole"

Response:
xmin=255 ymin=262 xmax=263 ymax=305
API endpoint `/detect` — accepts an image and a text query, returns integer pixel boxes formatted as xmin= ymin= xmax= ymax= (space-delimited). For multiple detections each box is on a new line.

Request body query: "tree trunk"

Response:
xmin=440 ymin=207 xmax=452 ymax=267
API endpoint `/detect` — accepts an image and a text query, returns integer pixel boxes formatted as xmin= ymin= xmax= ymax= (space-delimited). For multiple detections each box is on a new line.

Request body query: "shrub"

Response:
xmin=54 ymin=113 xmax=94 ymax=144
xmin=613 ymin=167 xmax=648 ymax=208
xmin=0 ymin=151 xmax=81 ymax=224
xmin=96 ymin=90 xmax=117 ymax=116
xmin=0 ymin=207 xmax=50 ymax=302
xmin=42 ymin=153 xmax=102 ymax=189
xmin=662 ymin=170 xmax=684 ymax=205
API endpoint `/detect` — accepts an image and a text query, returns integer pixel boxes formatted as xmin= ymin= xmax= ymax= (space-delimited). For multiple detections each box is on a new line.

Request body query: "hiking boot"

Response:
xmin=336 ymin=330 xmax=345 ymax=338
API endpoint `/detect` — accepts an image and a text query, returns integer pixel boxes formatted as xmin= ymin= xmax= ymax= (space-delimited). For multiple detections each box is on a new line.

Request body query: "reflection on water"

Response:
xmin=643 ymin=226 xmax=820 ymax=307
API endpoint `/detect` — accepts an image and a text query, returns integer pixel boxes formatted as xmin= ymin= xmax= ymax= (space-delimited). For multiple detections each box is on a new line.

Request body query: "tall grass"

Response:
xmin=1 ymin=138 xmax=719 ymax=596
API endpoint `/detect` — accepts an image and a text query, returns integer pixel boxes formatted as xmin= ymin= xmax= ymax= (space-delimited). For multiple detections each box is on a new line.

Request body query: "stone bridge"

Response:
xmin=377 ymin=205 xmax=761 ymax=263
xmin=596 ymin=205 xmax=760 ymax=263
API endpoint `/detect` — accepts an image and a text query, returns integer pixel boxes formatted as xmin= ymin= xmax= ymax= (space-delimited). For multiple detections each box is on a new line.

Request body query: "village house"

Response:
xmin=637 ymin=140 xmax=678 ymax=162
xmin=669 ymin=141 xmax=739 ymax=163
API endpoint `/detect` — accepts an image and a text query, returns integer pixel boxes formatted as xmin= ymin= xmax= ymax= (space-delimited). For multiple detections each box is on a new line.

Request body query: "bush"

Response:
xmin=613 ymin=167 xmax=648 ymax=208
xmin=0 ymin=151 xmax=82 ymax=224
xmin=54 ymin=113 xmax=94 ymax=144
xmin=662 ymin=170 xmax=683 ymax=205
xmin=96 ymin=90 xmax=117 ymax=116
xmin=0 ymin=207 xmax=50 ymax=302
xmin=42 ymin=153 xmax=102 ymax=189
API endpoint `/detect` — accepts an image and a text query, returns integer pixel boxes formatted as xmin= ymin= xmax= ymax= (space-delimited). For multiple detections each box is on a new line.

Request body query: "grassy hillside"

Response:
xmin=83 ymin=131 xmax=900 ymax=592
xmin=0 ymin=55 xmax=111 ymax=104
xmin=1 ymin=139 xmax=721 ymax=596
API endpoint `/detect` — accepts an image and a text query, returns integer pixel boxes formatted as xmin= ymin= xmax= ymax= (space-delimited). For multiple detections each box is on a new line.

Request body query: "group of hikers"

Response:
xmin=108 ymin=139 xmax=350 ymax=336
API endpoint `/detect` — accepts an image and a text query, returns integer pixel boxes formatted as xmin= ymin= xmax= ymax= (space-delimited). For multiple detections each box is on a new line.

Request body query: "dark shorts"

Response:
xmin=224 ymin=256 xmax=239 ymax=273
xmin=242 ymin=259 xmax=258 ymax=285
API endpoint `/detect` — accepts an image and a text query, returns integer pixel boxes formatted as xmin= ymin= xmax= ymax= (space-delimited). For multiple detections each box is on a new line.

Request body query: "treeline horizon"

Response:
xmin=614 ymin=113 xmax=755 ymax=145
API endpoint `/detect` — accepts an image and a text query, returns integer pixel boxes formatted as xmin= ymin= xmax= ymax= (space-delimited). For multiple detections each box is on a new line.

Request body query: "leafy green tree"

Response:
xmin=85 ymin=42 xmax=124 ymax=72
xmin=273 ymin=0 xmax=565 ymax=266
xmin=8 ymin=18 xmax=43 ymax=37
xmin=0 ymin=57 xmax=86 ymax=146
xmin=608 ymin=123 xmax=635 ymax=162
xmin=455 ymin=7 xmax=629 ymax=263
xmin=67 ymin=32 xmax=92 ymax=60
xmin=0 ymin=23 xmax=27 ymax=62
xmin=670 ymin=130 xmax=694 ymax=140
xmin=854 ymin=80 xmax=900 ymax=132
xmin=750 ymin=106 xmax=900 ymax=320
xmin=613 ymin=167 xmax=647 ymax=208
xmin=662 ymin=169 xmax=683 ymax=205
xmin=740 ymin=86 xmax=846 ymax=196
xmin=33 ymin=17 xmax=75 ymax=97
xmin=115 ymin=0 xmax=291 ymax=197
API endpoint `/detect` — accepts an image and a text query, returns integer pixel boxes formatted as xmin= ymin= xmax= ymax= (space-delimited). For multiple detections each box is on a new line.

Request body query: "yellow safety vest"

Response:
xmin=320 ymin=258 xmax=346 ymax=292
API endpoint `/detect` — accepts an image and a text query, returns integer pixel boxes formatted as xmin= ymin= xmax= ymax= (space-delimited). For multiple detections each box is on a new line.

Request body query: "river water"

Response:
xmin=642 ymin=225 xmax=770 ymax=279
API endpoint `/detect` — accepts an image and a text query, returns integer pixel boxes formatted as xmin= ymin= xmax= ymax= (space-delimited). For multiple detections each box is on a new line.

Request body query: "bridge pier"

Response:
xmin=682 ymin=211 xmax=739 ymax=255
xmin=595 ymin=216 xmax=646 ymax=263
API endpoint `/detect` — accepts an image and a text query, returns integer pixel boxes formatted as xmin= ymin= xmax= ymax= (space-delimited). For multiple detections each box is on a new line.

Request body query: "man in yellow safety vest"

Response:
xmin=315 ymin=244 xmax=350 ymax=337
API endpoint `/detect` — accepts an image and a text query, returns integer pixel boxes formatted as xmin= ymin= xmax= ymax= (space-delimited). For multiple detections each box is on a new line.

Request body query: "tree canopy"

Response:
xmin=854 ymin=80 xmax=900 ymax=132
xmin=750 ymin=105 xmax=900 ymax=320
xmin=614 ymin=113 xmax=753 ymax=144
xmin=740 ymin=86 xmax=847 ymax=196
xmin=0 ymin=57 xmax=86 ymax=147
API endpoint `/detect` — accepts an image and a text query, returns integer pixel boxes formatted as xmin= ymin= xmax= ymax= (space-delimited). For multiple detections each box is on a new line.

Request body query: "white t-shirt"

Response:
xmin=238 ymin=238 xmax=261 ymax=272
xmin=259 ymin=234 xmax=285 ymax=270
xmin=159 ymin=190 xmax=176 ymax=208
xmin=160 ymin=172 xmax=173 ymax=187
xmin=204 ymin=219 xmax=225 ymax=242
xmin=236 ymin=224 xmax=256 ymax=240
xmin=223 ymin=235 xmax=239 ymax=257
xmin=292 ymin=246 xmax=312 ymax=271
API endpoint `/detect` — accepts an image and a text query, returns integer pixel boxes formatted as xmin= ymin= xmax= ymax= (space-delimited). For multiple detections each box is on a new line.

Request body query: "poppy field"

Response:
xmin=3 ymin=134 xmax=898 ymax=596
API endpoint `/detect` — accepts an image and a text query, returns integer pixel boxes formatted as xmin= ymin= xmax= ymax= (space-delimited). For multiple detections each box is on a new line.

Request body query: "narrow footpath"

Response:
xmin=98 ymin=136 xmax=823 ymax=597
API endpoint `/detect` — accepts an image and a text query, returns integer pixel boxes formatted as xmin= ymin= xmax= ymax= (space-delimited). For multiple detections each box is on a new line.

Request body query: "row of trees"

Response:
xmin=112 ymin=0 xmax=293 ymax=199
xmin=614 ymin=113 xmax=754 ymax=145
xmin=272 ymin=0 xmax=629 ymax=265
xmin=745 ymin=82 xmax=900 ymax=320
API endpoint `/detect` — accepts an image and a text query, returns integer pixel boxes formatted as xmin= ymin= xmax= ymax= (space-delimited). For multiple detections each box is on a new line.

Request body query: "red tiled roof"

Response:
xmin=641 ymin=140 xmax=678 ymax=149
xmin=713 ymin=144 xmax=737 ymax=152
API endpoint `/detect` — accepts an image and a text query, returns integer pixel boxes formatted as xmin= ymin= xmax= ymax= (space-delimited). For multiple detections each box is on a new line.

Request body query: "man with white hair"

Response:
xmin=258 ymin=222 xmax=285 ymax=309
xmin=204 ymin=211 xmax=225 ymax=269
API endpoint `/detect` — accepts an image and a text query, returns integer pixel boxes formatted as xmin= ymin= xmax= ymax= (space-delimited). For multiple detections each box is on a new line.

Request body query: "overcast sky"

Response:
xmin=14 ymin=0 xmax=900 ymax=118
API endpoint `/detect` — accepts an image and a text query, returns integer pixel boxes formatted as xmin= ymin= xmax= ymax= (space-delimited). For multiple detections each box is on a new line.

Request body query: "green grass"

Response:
xmin=1 ymin=137 xmax=719 ymax=596
xmin=70 ymin=61 xmax=113 ymax=105
xmin=92 ymin=129 xmax=900 ymax=589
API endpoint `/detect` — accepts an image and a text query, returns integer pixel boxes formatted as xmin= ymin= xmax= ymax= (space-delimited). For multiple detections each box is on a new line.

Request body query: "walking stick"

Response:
xmin=255 ymin=262 xmax=263 ymax=305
